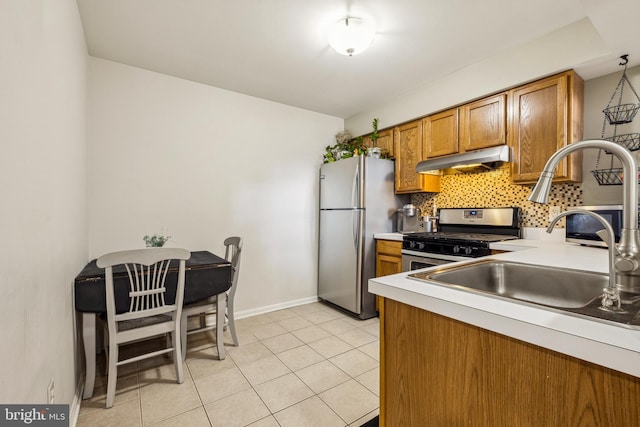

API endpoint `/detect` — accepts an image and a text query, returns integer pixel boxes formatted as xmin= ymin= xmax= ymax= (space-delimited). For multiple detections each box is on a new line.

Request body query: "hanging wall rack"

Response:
xmin=591 ymin=55 xmax=640 ymax=185
xmin=603 ymin=54 xmax=640 ymax=125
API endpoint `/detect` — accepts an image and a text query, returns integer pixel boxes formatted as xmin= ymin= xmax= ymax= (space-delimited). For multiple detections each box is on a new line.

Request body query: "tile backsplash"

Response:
xmin=410 ymin=165 xmax=583 ymax=228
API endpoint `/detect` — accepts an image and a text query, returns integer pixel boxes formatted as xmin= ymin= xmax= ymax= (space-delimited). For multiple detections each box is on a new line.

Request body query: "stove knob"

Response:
xmin=409 ymin=241 xmax=417 ymax=249
xmin=418 ymin=242 xmax=426 ymax=250
xmin=464 ymin=247 xmax=473 ymax=255
xmin=453 ymin=245 xmax=460 ymax=254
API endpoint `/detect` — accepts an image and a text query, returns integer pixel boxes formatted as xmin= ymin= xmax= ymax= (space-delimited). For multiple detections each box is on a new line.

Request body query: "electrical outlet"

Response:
xmin=549 ymin=206 xmax=561 ymax=222
xmin=47 ymin=379 xmax=54 ymax=404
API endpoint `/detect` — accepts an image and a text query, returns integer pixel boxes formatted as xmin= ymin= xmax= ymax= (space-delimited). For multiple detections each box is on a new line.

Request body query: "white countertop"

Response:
xmin=373 ymin=232 xmax=403 ymax=241
xmin=369 ymin=239 xmax=640 ymax=378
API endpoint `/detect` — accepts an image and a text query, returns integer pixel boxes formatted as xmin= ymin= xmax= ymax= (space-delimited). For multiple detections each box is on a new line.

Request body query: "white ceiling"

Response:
xmin=76 ymin=0 xmax=640 ymax=119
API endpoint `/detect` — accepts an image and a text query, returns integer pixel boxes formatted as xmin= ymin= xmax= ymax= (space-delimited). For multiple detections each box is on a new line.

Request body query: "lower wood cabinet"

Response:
xmin=379 ymin=298 xmax=640 ymax=426
xmin=375 ymin=240 xmax=403 ymax=313
xmin=375 ymin=240 xmax=402 ymax=277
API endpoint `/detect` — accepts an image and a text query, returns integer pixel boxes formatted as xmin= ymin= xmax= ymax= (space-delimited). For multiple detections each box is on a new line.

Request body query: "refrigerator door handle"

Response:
xmin=352 ymin=159 xmax=360 ymax=208
xmin=353 ymin=210 xmax=363 ymax=285
xmin=352 ymin=210 xmax=359 ymax=251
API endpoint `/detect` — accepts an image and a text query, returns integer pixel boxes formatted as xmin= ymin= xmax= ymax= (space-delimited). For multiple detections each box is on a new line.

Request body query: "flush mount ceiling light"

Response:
xmin=327 ymin=17 xmax=376 ymax=56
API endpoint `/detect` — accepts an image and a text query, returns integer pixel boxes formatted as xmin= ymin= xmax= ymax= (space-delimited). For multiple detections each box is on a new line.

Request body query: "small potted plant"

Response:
xmin=143 ymin=233 xmax=171 ymax=247
xmin=323 ymin=130 xmax=367 ymax=163
xmin=367 ymin=118 xmax=382 ymax=158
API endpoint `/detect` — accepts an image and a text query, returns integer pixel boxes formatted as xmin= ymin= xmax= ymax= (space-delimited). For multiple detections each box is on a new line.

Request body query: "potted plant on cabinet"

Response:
xmin=323 ymin=131 xmax=367 ymax=163
xmin=367 ymin=118 xmax=382 ymax=158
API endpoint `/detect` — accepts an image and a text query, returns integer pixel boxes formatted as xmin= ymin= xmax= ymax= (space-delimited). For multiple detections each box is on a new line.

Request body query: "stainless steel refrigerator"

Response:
xmin=318 ymin=156 xmax=405 ymax=319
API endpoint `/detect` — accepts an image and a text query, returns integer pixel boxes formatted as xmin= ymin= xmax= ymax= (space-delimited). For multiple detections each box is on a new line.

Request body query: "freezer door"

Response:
xmin=318 ymin=209 xmax=363 ymax=314
xmin=319 ymin=156 xmax=363 ymax=209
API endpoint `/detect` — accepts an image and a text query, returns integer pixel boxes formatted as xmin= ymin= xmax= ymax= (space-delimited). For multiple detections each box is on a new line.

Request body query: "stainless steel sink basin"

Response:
xmin=409 ymin=260 xmax=606 ymax=308
xmin=408 ymin=259 xmax=640 ymax=329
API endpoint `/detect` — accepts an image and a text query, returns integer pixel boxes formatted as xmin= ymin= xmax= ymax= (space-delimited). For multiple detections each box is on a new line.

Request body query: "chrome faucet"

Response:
xmin=529 ymin=139 xmax=640 ymax=296
xmin=547 ymin=209 xmax=622 ymax=311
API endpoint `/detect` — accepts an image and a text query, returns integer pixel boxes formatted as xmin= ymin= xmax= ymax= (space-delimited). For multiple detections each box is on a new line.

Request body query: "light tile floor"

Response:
xmin=77 ymin=302 xmax=380 ymax=427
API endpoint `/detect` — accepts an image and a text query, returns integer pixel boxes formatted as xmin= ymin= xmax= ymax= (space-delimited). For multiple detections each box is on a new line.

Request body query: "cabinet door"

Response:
xmin=394 ymin=120 xmax=425 ymax=193
xmin=509 ymin=71 xmax=583 ymax=184
xmin=376 ymin=240 xmax=402 ymax=277
xmin=377 ymin=254 xmax=402 ymax=277
xmin=424 ymin=108 xmax=459 ymax=158
xmin=377 ymin=129 xmax=395 ymax=158
xmin=460 ymin=93 xmax=506 ymax=152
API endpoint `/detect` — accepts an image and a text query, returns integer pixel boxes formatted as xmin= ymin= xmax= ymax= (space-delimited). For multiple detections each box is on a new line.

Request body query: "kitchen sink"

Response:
xmin=408 ymin=259 xmax=640 ymax=328
xmin=409 ymin=260 xmax=606 ymax=308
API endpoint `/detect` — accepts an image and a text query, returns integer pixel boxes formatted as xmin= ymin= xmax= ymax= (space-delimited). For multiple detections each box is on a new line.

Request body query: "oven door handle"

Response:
xmin=401 ymin=249 xmax=470 ymax=263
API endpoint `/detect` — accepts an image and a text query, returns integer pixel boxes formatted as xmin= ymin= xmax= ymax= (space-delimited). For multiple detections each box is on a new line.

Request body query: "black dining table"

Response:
xmin=74 ymin=250 xmax=231 ymax=399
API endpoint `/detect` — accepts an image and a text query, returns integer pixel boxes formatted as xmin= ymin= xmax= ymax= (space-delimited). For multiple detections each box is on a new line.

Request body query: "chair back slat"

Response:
xmin=123 ymin=259 xmax=173 ymax=313
xmin=97 ymin=248 xmax=191 ymax=318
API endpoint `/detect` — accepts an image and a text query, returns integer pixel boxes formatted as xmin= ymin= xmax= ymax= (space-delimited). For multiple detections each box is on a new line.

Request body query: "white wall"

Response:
xmin=0 ymin=0 xmax=88 ymax=406
xmin=87 ymin=58 xmax=343 ymax=314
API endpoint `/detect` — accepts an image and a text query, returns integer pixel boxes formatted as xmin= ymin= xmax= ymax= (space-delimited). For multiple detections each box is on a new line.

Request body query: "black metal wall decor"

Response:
xmin=591 ymin=55 xmax=640 ymax=185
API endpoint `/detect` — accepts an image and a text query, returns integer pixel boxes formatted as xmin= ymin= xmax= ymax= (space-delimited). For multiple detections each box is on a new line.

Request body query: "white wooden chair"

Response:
xmin=181 ymin=237 xmax=242 ymax=360
xmin=97 ymin=247 xmax=191 ymax=408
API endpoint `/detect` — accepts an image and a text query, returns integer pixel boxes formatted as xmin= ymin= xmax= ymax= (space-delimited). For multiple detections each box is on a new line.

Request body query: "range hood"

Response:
xmin=416 ymin=145 xmax=510 ymax=173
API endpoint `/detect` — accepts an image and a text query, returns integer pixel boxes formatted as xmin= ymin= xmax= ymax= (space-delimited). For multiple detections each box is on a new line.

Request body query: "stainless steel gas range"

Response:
xmin=402 ymin=207 xmax=521 ymax=271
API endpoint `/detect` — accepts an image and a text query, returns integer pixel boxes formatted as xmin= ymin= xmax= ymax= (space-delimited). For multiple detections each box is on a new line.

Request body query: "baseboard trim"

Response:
xmin=235 ymin=296 xmax=319 ymax=320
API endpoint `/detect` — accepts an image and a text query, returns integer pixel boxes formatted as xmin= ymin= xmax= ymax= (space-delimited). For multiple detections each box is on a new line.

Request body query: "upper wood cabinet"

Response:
xmin=460 ymin=93 xmax=507 ymax=152
xmin=423 ymin=94 xmax=507 ymax=159
xmin=363 ymin=128 xmax=395 ymax=158
xmin=352 ymin=69 xmax=583 ymax=192
xmin=509 ymin=70 xmax=583 ymax=184
xmin=423 ymin=108 xmax=459 ymax=157
xmin=394 ymin=120 xmax=440 ymax=194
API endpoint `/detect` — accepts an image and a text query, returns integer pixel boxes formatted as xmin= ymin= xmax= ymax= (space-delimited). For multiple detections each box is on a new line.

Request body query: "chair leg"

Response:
xmin=82 ymin=313 xmax=97 ymax=400
xmin=216 ymin=294 xmax=226 ymax=360
xmin=103 ymin=326 xmax=109 ymax=376
xmin=227 ymin=298 xmax=239 ymax=346
xmin=172 ymin=330 xmax=184 ymax=384
xmin=180 ymin=313 xmax=188 ymax=361
xmin=105 ymin=343 xmax=119 ymax=409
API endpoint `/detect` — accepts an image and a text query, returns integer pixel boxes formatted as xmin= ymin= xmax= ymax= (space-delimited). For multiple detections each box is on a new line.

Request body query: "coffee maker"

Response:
xmin=397 ymin=204 xmax=421 ymax=233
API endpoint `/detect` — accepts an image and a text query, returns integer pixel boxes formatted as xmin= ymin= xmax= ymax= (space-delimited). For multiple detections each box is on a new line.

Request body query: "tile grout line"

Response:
xmin=246 ymin=312 xmax=377 ymax=425
xmin=77 ymin=302 xmax=379 ymax=427
xmin=242 ymin=307 xmax=378 ymax=425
